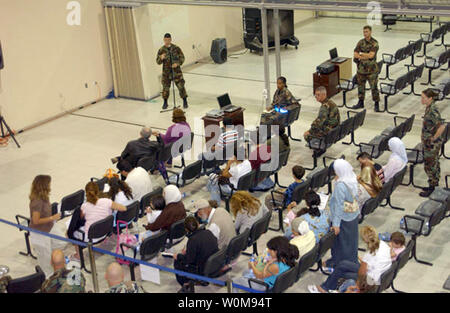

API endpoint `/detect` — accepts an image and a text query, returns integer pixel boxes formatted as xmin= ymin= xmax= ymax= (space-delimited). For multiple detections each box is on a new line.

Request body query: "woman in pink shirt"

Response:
xmin=72 ymin=182 xmax=126 ymax=260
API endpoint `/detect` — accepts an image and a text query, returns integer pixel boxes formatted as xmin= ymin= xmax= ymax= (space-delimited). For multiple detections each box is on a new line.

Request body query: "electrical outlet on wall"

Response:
xmin=85 ymin=83 xmax=88 ymax=88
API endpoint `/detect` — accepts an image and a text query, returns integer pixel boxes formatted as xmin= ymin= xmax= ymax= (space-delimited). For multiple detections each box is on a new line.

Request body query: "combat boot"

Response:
xmin=351 ymin=99 xmax=364 ymax=110
xmin=162 ymin=99 xmax=168 ymax=110
xmin=419 ymin=186 xmax=435 ymax=197
xmin=183 ymin=97 xmax=188 ymax=109
xmin=374 ymin=101 xmax=380 ymax=112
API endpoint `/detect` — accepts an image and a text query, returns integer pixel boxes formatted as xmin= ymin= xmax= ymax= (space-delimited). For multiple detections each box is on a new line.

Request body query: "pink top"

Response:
xmin=81 ymin=198 xmax=113 ymax=236
xmin=392 ymin=246 xmax=405 ymax=261
xmin=286 ymin=210 xmax=296 ymax=225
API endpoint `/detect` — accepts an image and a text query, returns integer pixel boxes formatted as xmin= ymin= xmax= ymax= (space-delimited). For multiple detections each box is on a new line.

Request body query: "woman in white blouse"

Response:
xmin=383 ymin=137 xmax=407 ymax=183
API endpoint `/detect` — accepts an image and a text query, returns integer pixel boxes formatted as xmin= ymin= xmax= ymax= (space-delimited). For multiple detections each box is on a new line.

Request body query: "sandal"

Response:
xmin=308 ymin=285 xmax=320 ymax=293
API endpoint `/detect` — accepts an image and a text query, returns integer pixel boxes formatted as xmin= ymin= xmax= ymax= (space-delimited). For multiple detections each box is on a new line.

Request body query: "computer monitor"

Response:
xmin=329 ymin=48 xmax=338 ymax=60
xmin=217 ymin=94 xmax=232 ymax=108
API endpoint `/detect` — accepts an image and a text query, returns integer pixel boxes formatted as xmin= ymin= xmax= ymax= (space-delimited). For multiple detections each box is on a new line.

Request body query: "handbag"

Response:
xmin=115 ymin=220 xmax=138 ymax=265
xmin=341 ymin=182 xmax=359 ymax=213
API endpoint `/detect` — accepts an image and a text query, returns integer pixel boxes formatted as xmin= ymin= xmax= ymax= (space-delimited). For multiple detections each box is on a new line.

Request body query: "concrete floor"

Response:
xmin=0 ymin=17 xmax=448 ymax=293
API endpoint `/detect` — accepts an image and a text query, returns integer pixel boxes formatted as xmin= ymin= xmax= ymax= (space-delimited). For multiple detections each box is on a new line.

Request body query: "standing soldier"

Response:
xmin=352 ymin=25 xmax=380 ymax=112
xmin=156 ymin=33 xmax=188 ymax=110
xmin=419 ymin=89 xmax=446 ymax=197
xmin=304 ymin=86 xmax=340 ymax=142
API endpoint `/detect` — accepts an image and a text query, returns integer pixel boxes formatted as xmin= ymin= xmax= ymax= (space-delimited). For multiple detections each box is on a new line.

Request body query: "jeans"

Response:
xmin=207 ymin=179 xmax=232 ymax=203
xmin=320 ymin=260 xmax=360 ymax=292
xmin=284 ymin=226 xmax=293 ymax=239
xmin=339 ymin=279 xmax=356 ymax=293
xmin=326 ymin=217 xmax=359 ymax=269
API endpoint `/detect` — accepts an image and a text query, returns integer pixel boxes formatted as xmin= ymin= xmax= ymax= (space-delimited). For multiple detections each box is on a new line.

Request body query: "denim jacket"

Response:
xmin=328 ymin=181 xmax=360 ymax=227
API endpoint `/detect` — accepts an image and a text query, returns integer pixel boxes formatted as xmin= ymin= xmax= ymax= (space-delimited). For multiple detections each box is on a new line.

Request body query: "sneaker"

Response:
xmin=111 ymin=157 xmax=118 ymax=164
xmin=308 ymin=285 xmax=320 ymax=293
xmin=322 ymin=267 xmax=334 ymax=275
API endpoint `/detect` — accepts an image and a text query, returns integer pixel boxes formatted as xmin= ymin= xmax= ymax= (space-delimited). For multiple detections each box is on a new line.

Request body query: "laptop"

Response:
xmin=217 ymin=93 xmax=239 ymax=113
xmin=329 ymin=48 xmax=347 ymax=63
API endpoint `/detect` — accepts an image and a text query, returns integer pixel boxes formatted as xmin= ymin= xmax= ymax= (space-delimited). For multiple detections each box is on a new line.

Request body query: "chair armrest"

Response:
xmin=420 ymin=33 xmax=431 ymax=41
xmin=323 ymin=156 xmax=337 ymax=168
xmin=393 ymin=115 xmax=407 ymax=127
xmin=15 ymin=215 xmax=31 ymax=228
xmin=77 ymin=229 xmax=86 ymax=242
xmin=403 ymin=215 xmax=425 ymax=235
xmin=346 ymin=110 xmax=359 ymax=119
xmin=120 ymin=242 xmax=137 ymax=260
xmin=380 ymin=82 xmax=395 ymax=94
xmin=248 ymin=278 xmax=270 ymax=292
xmin=406 ymin=148 xmax=421 ymax=164
xmin=382 ymin=53 xmax=394 ymax=63
xmin=445 ymin=175 xmax=449 ymax=189
xmin=359 ymin=142 xmax=376 ymax=158
xmin=306 ymin=135 xmax=324 ymax=149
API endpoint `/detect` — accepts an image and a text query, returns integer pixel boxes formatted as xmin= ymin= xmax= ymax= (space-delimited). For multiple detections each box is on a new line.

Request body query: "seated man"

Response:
xmin=194 ymin=199 xmax=236 ymax=250
xmin=304 ymin=86 xmax=340 ymax=142
xmin=117 ymin=160 xmax=153 ymax=201
xmin=41 ymin=249 xmax=86 ymax=293
xmin=105 ymin=262 xmax=144 ymax=293
xmin=112 ymin=126 xmax=162 ymax=168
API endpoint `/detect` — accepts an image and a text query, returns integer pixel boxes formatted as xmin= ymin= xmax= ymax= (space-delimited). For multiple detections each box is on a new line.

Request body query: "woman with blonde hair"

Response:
xmin=28 ymin=175 xmax=65 ymax=276
xmin=229 ymin=191 xmax=268 ymax=234
xmin=309 ymin=225 xmax=392 ymax=293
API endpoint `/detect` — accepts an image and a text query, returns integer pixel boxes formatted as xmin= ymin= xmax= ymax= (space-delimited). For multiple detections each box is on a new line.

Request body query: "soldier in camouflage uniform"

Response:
xmin=352 ymin=25 xmax=381 ymax=112
xmin=104 ymin=262 xmax=144 ymax=293
xmin=41 ymin=250 xmax=86 ymax=293
xmin=304 ymin=86 xmax=340 ymax=141
xmin=261 ymin=76 xmax=300 ymax=125
xmin=156 ymin=33 xmax=188 ymax=110
xmin=419 ymin=89 xmax=446 ymax=197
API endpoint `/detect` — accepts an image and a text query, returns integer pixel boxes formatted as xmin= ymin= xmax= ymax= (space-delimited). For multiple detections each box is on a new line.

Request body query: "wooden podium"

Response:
xmin=313 ymin=57 xmax=352 ymax=97
xmin=313 ymin=69 xmax=339 ymax=98
xmin=202 ymin=107 xmax=245 ymax=148
xmin=332 ymin=57 xmax=352 ymax=82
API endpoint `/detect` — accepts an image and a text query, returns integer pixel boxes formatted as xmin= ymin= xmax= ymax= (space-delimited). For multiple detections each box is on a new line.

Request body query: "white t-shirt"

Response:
xmin=229 ymin=160 xmax=252 ymax=188
xmin=125 ymin=167 xmax=153 ymax=201
xmin=362 ymin=240 xmax=392 ymax=285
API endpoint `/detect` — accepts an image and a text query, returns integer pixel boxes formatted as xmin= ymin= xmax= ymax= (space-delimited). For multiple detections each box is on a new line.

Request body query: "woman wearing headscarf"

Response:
xmin=383 ymin=137 xmax=407 ymax=183
xmin=324 ymin=159 xmax=360 ymax=272
xmin=357 ymin=156 xmax=382 ymax=210
xmin=144 ymin=185 xmax=186 ymax=232
xmin=289 ymin=217 xmax=316 ymax=257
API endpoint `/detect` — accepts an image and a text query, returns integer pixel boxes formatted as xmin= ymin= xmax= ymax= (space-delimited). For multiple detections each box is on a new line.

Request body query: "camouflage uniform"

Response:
xmin=354 ymin=37 xmax=380 ymax=102
xmin=156 ymin=44 xmax=187 ymax=100
xmin=41 ymin=268 xmax=86 ymax=293
xmin=304 ymin=98 xmax=341 ymax=141
xmin=0 ymin=276 xmax=11 ymax=293
xmin=421 ymin=101 xmax=444 ymax=187
xmin=261 ymin=87 xmax=299 ymax=125
xmin=106 ymin=281 xmax=145 ymax=293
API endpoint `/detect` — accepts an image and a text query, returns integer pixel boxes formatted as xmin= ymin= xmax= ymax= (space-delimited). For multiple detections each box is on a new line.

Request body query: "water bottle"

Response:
xmin=378 ymin=232 xmax=391 ymax=242
xmin=399 ymin=217 xmax=405 ymax=230
xmin=65 ymin=256 xmax=70 ymax=265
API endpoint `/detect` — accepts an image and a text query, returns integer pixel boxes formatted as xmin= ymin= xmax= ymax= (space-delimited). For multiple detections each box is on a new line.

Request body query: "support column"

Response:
xmin=274 ymin=8 xmax=281 ymax=79
xmin=261 ymin=6 xmax=271 ymax=109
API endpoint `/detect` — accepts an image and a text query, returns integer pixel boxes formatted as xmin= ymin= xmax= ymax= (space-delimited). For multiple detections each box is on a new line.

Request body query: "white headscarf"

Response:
xmin=163 ymin=185 xmax=182 ymax=205
xmin=388 ymin=137 xmax=408 ymax=164
xmin=334 ymin=159 xmax=358 ymax=196
xmin=297 ymin=220 xmax=311 ymax=236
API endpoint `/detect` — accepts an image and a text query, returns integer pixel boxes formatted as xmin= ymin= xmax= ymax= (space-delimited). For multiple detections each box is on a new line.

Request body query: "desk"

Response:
xmin=202 ymin=107 xmax=245 ymax=148
xmin=332 ymin=57 xmax=352 ymax=82
xmin=313 ymin=69 xmax=339 ymax=98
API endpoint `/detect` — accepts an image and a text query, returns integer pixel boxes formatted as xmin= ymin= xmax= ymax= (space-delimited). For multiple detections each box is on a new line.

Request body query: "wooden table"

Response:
xmin=332 ymin=57 xmax=352 ymax=82
xmin=202 ymin=107 xmax=245 ymax=148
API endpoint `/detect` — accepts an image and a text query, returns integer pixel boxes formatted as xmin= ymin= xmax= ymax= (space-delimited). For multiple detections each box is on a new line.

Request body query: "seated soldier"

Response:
xmin=111 ymin=126 xmax=162 ymax=168
xmin=41 ymin=249 xmax=86 ymax=293
xmin=304 ymin=86 xmax=340 ymax=142
xmin=105 ymin=262 xmax=144 ymax=293
xmin=261 ymin=77 xmax=300 ymax=126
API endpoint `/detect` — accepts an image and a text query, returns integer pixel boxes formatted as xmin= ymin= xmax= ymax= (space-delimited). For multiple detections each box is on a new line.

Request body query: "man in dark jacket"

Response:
xmin=173 ymin=216 xmax=219 ymax=293
xmin=112 ymin=126 xmax=162 ymax=168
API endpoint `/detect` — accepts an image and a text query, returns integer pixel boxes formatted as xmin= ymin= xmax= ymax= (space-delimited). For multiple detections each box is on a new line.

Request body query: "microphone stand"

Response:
xmin=160 ymin=46 xmax=180 ymax=113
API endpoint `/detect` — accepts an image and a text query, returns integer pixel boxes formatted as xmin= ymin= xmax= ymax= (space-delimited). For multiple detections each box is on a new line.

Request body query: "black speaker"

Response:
xmin=0 ymin=41 xmax=3 ymax=70
xmin=210 ymin=38 xmax=227 ymax=64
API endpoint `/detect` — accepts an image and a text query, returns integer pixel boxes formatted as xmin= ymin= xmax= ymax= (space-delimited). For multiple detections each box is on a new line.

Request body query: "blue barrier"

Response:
xmin=0 ymin=218 xmax=264 ymax=293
